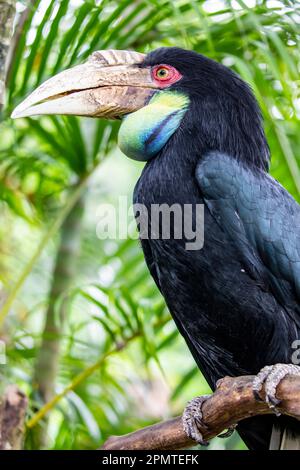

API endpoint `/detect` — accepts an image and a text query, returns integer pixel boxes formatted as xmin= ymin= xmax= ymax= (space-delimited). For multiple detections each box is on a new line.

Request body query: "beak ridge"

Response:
xmin=12 ymin=49 xmax=155 ymax=119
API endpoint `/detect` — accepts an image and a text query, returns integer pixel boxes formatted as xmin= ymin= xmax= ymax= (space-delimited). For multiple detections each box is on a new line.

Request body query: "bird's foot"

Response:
xmin=182 ymin=395 xmax=210 ymax=446
xmin=252 ymin=363 xmax=300 ymax=416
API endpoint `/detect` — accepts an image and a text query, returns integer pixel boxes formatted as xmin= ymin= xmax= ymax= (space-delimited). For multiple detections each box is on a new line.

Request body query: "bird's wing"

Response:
xmin=196 ymin=151 xmax=300 ymax=323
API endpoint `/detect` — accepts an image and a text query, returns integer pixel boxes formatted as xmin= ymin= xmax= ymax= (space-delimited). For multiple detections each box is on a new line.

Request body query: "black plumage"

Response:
xmin=133 ymin=47 xmax=300 ymax=449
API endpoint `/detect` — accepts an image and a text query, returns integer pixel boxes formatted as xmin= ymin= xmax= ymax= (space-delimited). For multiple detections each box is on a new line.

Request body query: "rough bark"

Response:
xmin=0 ymin=2 xmax=26 ymax=451
xmin=32 ymin=191 xmax=86 ymax=448
xmin=5 ymin=0 xmax=37 ymax=84
xmin=0 ymin=0 xmax=16 ymax=109
xmin=101 ymin=374 xmax=300 ymax=450
xmin=0 ymin=385 xmax=28 ymax=450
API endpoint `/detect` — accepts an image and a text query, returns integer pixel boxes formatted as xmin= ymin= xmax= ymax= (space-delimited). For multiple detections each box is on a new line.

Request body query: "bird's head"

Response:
xmin=12 ymin=47 xmax=269 ymax=169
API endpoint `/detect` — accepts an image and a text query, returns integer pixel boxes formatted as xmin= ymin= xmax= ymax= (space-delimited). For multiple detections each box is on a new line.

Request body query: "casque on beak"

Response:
xmin=11 ymin=50 xmax=158 ymax=119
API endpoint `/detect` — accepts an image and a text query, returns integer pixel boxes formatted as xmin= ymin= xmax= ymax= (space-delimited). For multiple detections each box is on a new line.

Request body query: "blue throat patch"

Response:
xmin=118 ymin=90 xmax=190 ymax=161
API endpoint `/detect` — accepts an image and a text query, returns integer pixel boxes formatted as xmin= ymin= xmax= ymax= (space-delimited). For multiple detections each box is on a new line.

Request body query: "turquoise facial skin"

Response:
xmin=118 ymin=91 xmax=190 ymax=161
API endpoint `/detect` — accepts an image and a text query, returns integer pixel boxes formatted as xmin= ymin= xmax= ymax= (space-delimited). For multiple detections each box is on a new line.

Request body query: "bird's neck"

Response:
xmin=172 ymin=96 xmax=270 ymax=172
xmin=138 ymin=141 xmax=201 ymax=207
xmin=137 ymin=95 xmax=271 ymax=205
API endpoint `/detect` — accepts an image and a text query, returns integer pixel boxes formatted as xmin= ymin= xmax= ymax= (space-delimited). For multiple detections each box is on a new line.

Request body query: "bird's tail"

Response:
xmin=269 ymin=426 xmax=300 ymax=450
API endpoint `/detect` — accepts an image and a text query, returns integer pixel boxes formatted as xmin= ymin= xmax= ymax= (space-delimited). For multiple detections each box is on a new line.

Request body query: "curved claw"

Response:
xmin=182 ymin=395 xmax=211 ymax=446
xmin=217 ymin=424 xmax=236 ymax=439
xmin=252 ymin=363 xmax=300 ymax=416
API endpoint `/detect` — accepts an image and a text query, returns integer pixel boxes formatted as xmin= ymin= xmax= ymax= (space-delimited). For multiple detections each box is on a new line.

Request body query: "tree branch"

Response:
xmin=32 ymin=191 xmax=86 ymax=449
xmin=0 ymin=0 xmax=16 ymax=110
xmin=5 ymin=0 xmax=38 ymax=84
xmin=0 ymin=385 xmax=28 ymax=450
xmin=100 ymin=374 xmax=300 ymax=450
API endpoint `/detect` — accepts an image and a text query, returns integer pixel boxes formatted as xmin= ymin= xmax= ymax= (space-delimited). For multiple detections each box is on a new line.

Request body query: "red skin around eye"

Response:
xmin=152 ymin=64 xmax=182 ymax=88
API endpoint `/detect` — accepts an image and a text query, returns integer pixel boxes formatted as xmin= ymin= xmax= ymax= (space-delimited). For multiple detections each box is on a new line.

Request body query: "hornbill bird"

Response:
xmin=12 ymin=47 xmax=300 ymax=450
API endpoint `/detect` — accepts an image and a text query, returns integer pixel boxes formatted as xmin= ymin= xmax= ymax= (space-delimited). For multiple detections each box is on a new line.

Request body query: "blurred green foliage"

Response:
xmin=0 ymin=0 xmax=299 ymax=450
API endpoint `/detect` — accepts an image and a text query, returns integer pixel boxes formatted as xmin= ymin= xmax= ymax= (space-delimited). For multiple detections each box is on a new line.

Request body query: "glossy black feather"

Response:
xmin=196 ymin=152 xmax=300 ymax=327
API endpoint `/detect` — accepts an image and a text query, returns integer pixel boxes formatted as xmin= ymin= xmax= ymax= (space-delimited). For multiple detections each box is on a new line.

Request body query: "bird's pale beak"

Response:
xmin=11 ymin=50 xmax=158 ymax=119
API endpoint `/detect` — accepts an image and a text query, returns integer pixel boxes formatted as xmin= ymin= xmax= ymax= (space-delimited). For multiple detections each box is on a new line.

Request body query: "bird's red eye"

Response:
xmin=152 ymin=64 xmax=182 ymax=87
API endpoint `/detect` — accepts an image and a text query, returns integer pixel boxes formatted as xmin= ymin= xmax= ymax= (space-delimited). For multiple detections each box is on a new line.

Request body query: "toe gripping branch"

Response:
xmin=253 ymin=363 xmax=300 ymax=416
xmin=182 ymin=395 xmax=211 ymax=446
xmin=182 ymin=364 xmax=300 ymax=447
xmin=182 ymin=395 xmax=236 ymax=446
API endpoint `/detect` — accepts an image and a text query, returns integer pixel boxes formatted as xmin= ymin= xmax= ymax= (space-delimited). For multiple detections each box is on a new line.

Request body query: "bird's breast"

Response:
xmin=133 ymin=154 xmax=292 ymax=381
